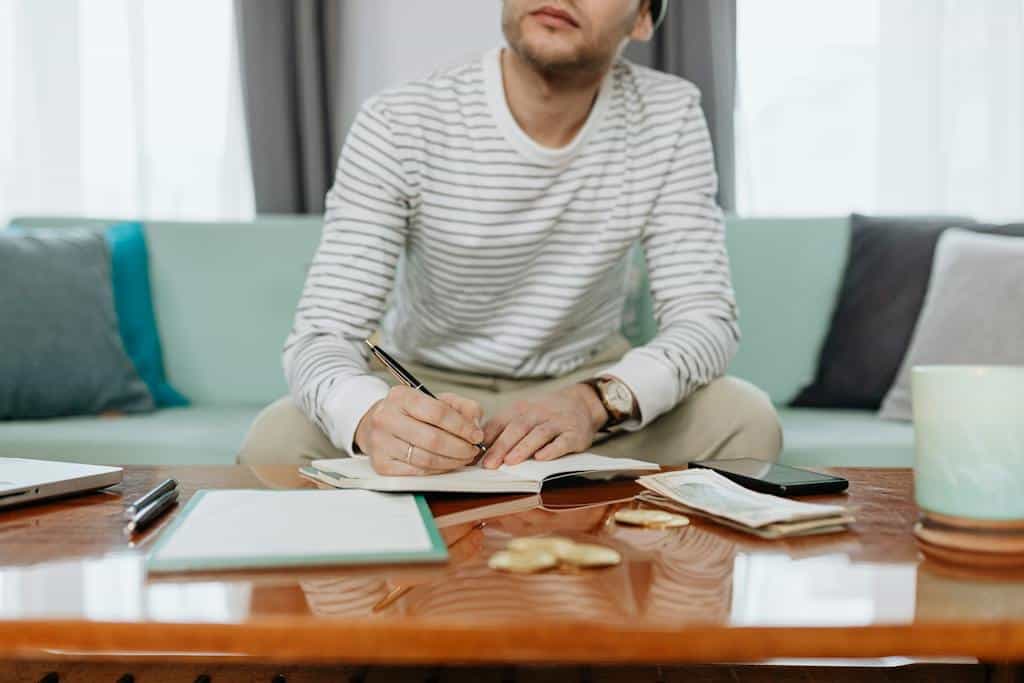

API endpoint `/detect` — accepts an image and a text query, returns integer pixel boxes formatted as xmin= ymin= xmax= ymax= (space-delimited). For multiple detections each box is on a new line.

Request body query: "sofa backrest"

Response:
xmin=11 ymin=216 xmax=320 ymax=405
xmin=725 ymin=217 xmax=848 ymax=404
xmin=11 ymin=215 xmax=849 ymax=406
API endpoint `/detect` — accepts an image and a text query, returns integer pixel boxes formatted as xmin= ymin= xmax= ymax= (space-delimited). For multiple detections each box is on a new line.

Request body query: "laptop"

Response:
xmin=0 ymin=458 xmax=123 ymax=509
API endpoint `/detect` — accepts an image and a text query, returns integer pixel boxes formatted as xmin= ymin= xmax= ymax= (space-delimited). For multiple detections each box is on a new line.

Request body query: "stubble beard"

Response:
xmin=501 ymin=11 xmax=615 ymax=83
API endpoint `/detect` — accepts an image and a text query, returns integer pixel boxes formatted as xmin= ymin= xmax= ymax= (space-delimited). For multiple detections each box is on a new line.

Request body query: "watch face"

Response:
xmin=603 ymin=380 xmax=634 ymax=413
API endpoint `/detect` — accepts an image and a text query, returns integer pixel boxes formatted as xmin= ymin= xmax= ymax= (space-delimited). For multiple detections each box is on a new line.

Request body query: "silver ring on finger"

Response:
xmin=405 ymin=443 xmax=415 ymax=465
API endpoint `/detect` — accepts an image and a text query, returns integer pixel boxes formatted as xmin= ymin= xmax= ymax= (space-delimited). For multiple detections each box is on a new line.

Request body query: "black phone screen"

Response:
xmin=702 ymin=459 xmax=839 ymax=485
xmin=690 ymin=459 xmax=848 ymax=494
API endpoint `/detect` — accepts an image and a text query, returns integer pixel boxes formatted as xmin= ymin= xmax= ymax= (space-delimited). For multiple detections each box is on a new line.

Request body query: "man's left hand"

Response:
xmin=481 ymin=384 xmax=608 ymax=468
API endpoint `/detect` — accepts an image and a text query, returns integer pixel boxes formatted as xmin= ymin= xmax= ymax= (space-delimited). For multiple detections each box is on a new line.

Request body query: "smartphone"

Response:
xmin=688 ymin=459 xmax=848 ymax=496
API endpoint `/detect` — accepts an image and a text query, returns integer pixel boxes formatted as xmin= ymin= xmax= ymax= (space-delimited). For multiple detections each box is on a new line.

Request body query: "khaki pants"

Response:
xmin=237 ymin=335 xmax=783 ymax=467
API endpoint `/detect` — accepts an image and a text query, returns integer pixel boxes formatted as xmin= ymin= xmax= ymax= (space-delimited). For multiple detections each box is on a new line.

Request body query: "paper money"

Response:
xmin=637 ymin=469 xmax=851 ymax=536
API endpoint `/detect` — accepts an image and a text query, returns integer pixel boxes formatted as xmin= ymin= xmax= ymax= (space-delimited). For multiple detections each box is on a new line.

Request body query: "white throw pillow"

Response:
xmin=880 ymin=229 xmax=1024 ymax=421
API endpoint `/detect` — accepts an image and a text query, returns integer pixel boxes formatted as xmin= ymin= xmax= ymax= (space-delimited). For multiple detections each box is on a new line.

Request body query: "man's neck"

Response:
xmin=500 ymin=48 xmax=610 ymax=149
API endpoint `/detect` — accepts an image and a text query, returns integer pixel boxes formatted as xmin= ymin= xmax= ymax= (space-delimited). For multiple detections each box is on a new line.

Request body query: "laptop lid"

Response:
xmin=0 ymin=458 xmax=123 ymax=508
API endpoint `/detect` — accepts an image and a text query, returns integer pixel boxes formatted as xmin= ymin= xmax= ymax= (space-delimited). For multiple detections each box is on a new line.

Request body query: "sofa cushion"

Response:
xmin=881 ymin=229 xmax=1024 ymax=421
xmin=777 ymin=408 xmax=914 ymax=468
xmin=0 ymin=228 xmax=154 ymax=419
xmin=794 ymin=215 xmax=1024 ymax=411
xmin=792 ymin=214 xmax=977 ymax=411
xmin=0 ymin=406 xmax=260 ymax=466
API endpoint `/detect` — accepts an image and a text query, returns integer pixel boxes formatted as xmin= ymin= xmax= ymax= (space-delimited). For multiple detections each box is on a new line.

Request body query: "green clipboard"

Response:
xmin=146 ymin=489 xmax=448 ymax=573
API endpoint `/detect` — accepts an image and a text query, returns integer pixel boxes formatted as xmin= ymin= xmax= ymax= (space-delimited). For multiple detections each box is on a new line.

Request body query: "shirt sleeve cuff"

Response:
xmin=321 ymin=374 xmax=392 ymax=457
xmin=600 ymin=350 xmax=679 ymax=432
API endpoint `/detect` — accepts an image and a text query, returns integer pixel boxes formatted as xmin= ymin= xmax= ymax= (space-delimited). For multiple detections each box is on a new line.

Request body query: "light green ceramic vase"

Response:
xmin=912 ymin=366 xmax=1024 ymax=521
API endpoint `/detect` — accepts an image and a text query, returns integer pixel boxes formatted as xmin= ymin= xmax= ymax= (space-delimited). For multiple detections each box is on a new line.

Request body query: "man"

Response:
xmin=239 ymin=0 xmax=782 ymax=474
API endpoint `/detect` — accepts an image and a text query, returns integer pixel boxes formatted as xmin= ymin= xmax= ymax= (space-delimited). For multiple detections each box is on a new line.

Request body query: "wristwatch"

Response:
xmin=582 ymin=376 xmax=639 ymax=430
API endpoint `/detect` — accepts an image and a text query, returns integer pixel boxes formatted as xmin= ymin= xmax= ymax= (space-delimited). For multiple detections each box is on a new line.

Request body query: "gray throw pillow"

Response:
xmin=0 ymin=228 xmax=155 ymax=419
xmin=880 ymin=229 xmax=1024 ymax=420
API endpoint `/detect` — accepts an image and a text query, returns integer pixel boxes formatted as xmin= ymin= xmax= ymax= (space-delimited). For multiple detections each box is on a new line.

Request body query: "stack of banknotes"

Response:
xmin=636 ymin=468 xmax=854 ymax=539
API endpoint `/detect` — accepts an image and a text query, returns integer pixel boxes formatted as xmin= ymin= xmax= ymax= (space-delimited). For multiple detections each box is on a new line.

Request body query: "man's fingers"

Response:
xmin=374 ymin=458 xmax=435 ymax=477
xmin=483 ymin=420 xmax=532 ymax=469
xmin=390 ymin=412 xmax=478 ymax=463
xmin=398 ymin=387 xmax=484 ymax=445
xmin=504 ymin=422 xmax=560 ymax=466
xmin=405 ymin=444 xmax=469 ymax=472
xmin=534 ymin=433 xmax=575 ymax=462
xmin=483 ymin=412 xmax=511 ymax=446
xmin=370 ymin=437 xmax=441 ymax=476
xmin=438 ymin=392 xmax=484 ymax=425
xmin=375 ymin=434 xmax=460 ymax=475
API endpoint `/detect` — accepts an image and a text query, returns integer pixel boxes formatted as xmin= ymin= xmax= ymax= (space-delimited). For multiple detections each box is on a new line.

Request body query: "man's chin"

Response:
xmin=517 ymin=39 xmax=586 ymax=72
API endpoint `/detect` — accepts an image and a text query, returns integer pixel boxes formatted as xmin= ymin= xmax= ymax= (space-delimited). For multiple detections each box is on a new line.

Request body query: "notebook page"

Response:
xmin=498 ymin=452 xmax=659 ymax=481
xmin=152 ymin=490 xmax=433 ymax=564
xmin=313 ymin=455 xmax=526 ymax=485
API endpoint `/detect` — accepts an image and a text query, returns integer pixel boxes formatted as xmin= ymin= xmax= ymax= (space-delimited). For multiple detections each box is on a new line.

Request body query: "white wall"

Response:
xmin=336 ymin=0 xmax=506 ymax=138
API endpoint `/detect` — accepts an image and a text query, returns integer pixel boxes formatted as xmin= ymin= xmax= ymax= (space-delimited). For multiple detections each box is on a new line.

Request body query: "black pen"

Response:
xmin=123 ymin=488 xmax=179 ymax=536
xmin=365 ymin=340 xmax=487 ymax=454
xmin=124 ymin=478 xmax=178 ymax=519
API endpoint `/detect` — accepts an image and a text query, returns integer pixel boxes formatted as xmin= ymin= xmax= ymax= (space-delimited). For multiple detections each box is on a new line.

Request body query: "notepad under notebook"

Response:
xmin=301 ymin=452 xmax=660 ymax=494
xmin=147 ymin=489 xmax=447 ymax=573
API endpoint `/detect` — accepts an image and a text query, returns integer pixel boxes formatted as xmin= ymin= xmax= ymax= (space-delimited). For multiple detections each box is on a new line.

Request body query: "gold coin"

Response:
xmin=653 ymin=514 xmax=690 ymax=528
xmin=614 ymin=508 xmax=675 ymax=526
xmin=558 ymin=543 xmax=621 ymax=568
xmin=488 ymin=549 xmax=557 ymax=574
xmin=508 ymin=535 xmax=576 ymax=556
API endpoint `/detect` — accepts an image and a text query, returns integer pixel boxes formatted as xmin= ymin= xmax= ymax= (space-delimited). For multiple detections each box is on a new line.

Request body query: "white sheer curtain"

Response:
xmin=736 ymin=0 xmax=1024 ymax=222
xmin=0 ymin=0 xmax=254 ymax=226
xmin=877 ymin=1 xmax=1024 ymax=220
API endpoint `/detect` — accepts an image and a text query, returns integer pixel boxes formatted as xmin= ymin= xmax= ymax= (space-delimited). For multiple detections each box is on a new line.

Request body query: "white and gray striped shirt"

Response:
xmin=284 ymin=47 xmax=739 ymax=455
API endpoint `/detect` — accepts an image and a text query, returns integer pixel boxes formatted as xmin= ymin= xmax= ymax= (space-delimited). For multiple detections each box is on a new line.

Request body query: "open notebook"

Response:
xmin=301 ymin=452 xmax=660 ymax=494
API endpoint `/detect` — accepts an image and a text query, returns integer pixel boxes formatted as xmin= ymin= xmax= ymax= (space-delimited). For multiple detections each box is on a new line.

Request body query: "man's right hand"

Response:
xmin=353 ymin=385 xmax=485 ymax=476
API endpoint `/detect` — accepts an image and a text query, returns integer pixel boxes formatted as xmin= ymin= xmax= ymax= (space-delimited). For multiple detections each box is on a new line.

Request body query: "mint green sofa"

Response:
xmin=1 ymin=216 xmax=913 ymax=467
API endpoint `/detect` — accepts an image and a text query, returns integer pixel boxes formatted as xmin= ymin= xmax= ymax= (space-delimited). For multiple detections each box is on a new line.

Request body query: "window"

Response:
xmin=0 ymin=0 xmax=254 ymax=225
xmin=736 ymin=0 xmax=1024 ymax=221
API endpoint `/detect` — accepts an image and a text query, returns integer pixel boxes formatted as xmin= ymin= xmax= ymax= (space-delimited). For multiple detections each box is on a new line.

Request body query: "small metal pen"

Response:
xmin=123 ymin=488 xmax=179 ymax=536
xmin=365 ymin=339 xmax=487 ymax=454
xmin=124 ymin=478 xmax=178 ymax=519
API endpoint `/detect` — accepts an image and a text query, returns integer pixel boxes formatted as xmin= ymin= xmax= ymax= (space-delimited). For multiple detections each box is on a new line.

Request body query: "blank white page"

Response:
xmin=307 ymin=452 xmax=659 ymax=494
xmin=499 ymin=452 xmax=660 ymax=481
xmin=313 ymin=455 xmax=523 ymax=487
xmin=151 ymin=490 xmax=434 ymax=567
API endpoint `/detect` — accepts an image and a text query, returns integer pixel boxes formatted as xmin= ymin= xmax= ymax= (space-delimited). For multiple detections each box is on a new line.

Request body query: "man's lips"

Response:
xmin=530 ymin=5 xmax=580 ymax=28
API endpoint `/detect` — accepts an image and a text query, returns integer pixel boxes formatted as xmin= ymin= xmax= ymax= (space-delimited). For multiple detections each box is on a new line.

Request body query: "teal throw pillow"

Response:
xmin=105 ymin=222 xmax=189 ymax=408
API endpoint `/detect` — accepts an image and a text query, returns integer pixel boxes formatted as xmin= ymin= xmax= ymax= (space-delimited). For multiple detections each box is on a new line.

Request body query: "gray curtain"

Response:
xmin=234 ymin=0 xmax=342 ymax=214
xmin=626 ymin=0 xmax=737 ymax=211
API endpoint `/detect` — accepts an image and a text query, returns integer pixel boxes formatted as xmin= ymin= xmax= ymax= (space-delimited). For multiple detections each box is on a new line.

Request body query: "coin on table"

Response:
xmin=508 ymin=535 xmax=576 ymax=557
xmin=558 ymin=543 xmax=621 ymax=568
xmin=614 ymin=508 xmax=689 ymax=528
xmin=488 ymin=549 xmax=558 ymax=574
xmin=653 ymin=514 xmax=690 ymax=528
xmin=614 ymin=508 xmax=673 ymax=526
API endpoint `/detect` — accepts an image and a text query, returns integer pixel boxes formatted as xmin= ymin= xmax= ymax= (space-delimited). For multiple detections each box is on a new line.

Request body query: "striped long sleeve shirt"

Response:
xmin=284 ymin=47 xmax=740 ymax=456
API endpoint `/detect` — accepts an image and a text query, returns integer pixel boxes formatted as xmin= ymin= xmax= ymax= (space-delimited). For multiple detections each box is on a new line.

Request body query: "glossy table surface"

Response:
xmin=0 ymin=465 xmax=1022 ymax=665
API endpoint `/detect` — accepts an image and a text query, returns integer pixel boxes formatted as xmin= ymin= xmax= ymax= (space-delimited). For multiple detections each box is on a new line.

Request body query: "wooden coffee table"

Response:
xmin=0 ymin=465 xmax=1019 ymax=682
